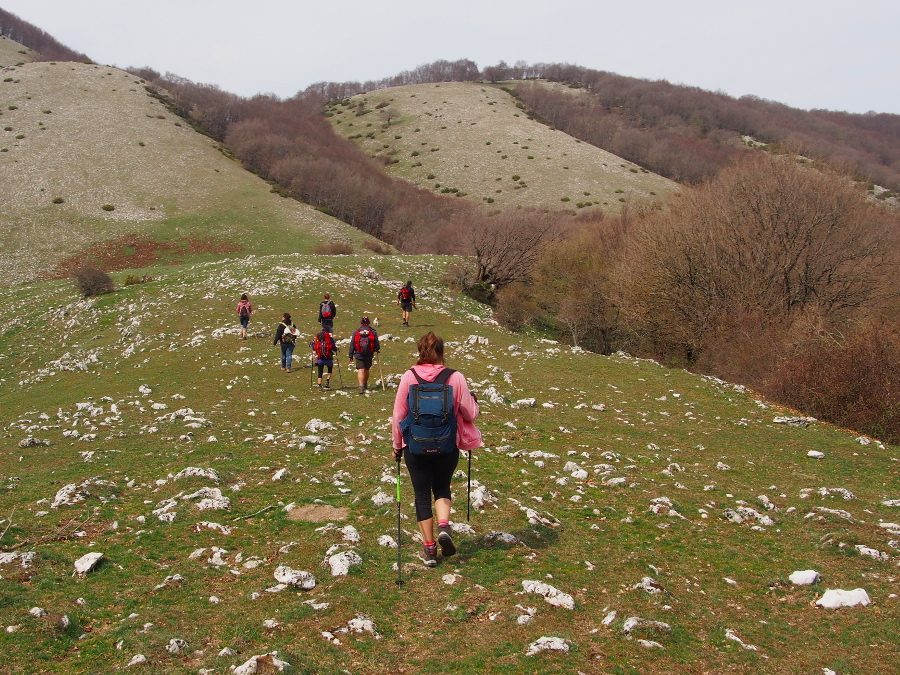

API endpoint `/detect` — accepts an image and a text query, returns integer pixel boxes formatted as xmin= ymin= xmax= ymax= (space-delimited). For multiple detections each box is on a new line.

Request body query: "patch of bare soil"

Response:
xmin=286 ymin=505 xmax=349 ymax=522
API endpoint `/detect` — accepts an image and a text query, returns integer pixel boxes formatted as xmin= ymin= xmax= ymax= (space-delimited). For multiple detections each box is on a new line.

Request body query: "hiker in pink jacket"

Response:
xmin=391 ymin=331 xmax=482 ymax=566
xmin=236 ymin=294 xmax=253 ymax=340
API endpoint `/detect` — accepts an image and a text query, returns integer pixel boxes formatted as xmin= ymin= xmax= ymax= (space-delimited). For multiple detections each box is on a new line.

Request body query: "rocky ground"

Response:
xmin=0 ymin=254 xmax=897 ymax=673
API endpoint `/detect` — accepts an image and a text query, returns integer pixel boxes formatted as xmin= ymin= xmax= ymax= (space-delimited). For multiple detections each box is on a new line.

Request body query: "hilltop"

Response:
xmin=0 ymin=252 xmax=897 ymax=673
xmin=0 ymin=60 xmax=373 ymax=286
xmin=328 ymin=82 xmax=675 ymax=212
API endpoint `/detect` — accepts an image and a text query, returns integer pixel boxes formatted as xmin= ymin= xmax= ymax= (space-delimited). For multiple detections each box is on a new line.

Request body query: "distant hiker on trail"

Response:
xmin=397 ymin=281 xmax=416 ymax=326
xmin=392 ymin=331 xmax=482 ymax=567
xmin=348 ymin=316 xmax=380 ymax=394
xmin=311 ymin=329 xmax=337 ymax=388
xmin=236 ymin=293 xmax=253 ymax=340
xmin=318 ymin=292 xmax=336 ymax=334
xmin=273 ymin=313 xmax=299 ymax=373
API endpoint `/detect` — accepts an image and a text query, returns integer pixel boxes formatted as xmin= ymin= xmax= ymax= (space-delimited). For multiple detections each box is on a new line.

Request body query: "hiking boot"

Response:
xmin=417 ymin=543 xmax=438 ymax=567
xmin=325 ymin=379 xmax=331 ymax=389
xmin=437 ymin=526 xmax=456 ymax=557
xmin=358 ymin=386 xmax=365 ymax=395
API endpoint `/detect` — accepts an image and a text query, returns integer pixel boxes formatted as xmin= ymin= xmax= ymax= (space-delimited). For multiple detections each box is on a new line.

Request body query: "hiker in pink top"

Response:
xmin=236 ymin=293 xmax=253 ymax=340
xmin=391 ymin=331 xmax=482 ymax=567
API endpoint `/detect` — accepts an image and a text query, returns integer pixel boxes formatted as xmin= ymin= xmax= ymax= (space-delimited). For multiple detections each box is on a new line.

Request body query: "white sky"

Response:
xmin=4 ymin=0 xmax=899 ymax=113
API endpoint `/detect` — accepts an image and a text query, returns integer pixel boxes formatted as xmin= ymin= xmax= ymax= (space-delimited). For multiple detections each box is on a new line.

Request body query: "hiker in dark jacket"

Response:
xmin=273 ymin=313 xmax=299 ymax=372
xmin=397 ymin=281 xmax=416 ymax=327
xmin=318 ymin=292 xmax=337 ymax=334
xmin=310 ymin=329 xmax=337 ymax=388
xmin=348 ymin=316 xmax=380 ymax=394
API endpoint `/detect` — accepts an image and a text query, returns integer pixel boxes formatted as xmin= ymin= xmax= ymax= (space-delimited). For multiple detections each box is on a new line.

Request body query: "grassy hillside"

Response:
xmin=0 ymin=35 xmax=33 ymax=67
xmin=0 ymin=254 xmax=896 ymax=673
xmin=0 ymin=61 xmax=372 ymax=286
xmin=327 ymin=82 xmax=676 ymax=213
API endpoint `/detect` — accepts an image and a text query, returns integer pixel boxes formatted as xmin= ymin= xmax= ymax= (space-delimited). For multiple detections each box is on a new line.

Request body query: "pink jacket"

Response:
xmin=236 ymin=300 xmax=252 ymax=315
xmin=392 ymin=364 xmax=483 ymax=451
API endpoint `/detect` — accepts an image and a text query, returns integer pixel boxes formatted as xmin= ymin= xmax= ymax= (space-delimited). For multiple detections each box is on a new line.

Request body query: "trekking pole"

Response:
xmin=309 ymin=353 xmax=314 ymax=387
xmin=336 ymin=358 xmax=344 ymax=389
xmin=395 ymin=454 xmax=403 ymax=587
xmin=467 ymin=449 xmax=472 ymax=522
xmin=377 ymin=353 xmax=386 ymax=392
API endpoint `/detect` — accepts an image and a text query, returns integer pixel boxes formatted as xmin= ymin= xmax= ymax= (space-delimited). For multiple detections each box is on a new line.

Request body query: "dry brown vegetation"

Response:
xmin=0 ymin=8 xmax=91 ymax=62
xmin=496 ymin=157 xmax=900 ymax=441
xmin=508 ymin=65 xmax=900 ymax=191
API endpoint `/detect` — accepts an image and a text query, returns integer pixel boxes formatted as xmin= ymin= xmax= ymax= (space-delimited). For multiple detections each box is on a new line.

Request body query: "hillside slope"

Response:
xmin=0 ymin=34 xmax=33 ymax=67
xmin=0 ymin=254 xmax=896 ymax=673
xmin=0 ymin=61 xmax=371 ymax=286
xmin=328 ymin=82 xmax=676 ymax=212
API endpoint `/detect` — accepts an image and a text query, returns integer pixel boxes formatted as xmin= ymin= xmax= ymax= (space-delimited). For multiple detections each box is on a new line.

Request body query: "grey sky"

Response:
xmin=4 ymin=0 xmax=899 ymax=113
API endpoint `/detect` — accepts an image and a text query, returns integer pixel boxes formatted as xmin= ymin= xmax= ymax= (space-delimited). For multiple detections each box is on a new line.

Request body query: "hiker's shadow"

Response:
xmin=456 ymin=525 xmax=559 ymax=561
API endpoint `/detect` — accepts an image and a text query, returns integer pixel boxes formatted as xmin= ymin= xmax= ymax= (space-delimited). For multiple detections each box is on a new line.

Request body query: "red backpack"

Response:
xmin=354 ymin=328 xmax=373 ymax=355
xmin=321 ymin=301 xmax=333 ymax=320
xmin=314 ymin=334 xmax=334 ymax=359
xmin=399 ymin=286 xmax=411 ymax=301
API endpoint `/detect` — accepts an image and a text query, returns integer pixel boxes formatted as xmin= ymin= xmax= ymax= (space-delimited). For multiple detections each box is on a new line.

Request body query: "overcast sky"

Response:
xmin=4 ymin=0 xmax=898 ymax=113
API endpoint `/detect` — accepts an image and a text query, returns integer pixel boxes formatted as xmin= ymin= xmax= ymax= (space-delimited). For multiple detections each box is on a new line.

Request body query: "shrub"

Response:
xmin=312 ymin=242 xmax=353 ymax=255
xmin=124 ymin=274 xmax=154 ymax=286
xmin=426 ymin=173 xmax=435 ymax=179
xmin=101 ymin=204 xmax=115 ymax=211
xmin=512 ymin=175 xmax=520 ymax=181
xmin=51 ymin=197 xmax=64 ymax=204
xmin=560 ymin=197 xmax=570 ymax=202
xmin=73 ymin=266 xmax=114 ymax=297
xmin=764 ymin=321 xmax=900 ymax=443
xmin=363 ymin=239 xmax=391 ymax=254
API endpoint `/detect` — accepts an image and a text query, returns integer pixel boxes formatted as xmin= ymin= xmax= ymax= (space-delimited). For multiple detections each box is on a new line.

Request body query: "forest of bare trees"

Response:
xmin=508 ymin=64 xmax=900 ymax=191
xmin=498 ymin=157 xmax=899 ymax=441
xmin=0 ymin=8 xmax=91 ymax=62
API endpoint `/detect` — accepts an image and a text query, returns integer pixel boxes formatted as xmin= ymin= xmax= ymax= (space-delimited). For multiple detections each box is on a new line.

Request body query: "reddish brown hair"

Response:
xmin=417 ymin=332 xmax=444 ymax=365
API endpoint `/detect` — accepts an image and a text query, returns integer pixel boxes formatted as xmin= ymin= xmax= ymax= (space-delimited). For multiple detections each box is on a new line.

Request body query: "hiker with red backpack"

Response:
xmin=348 ymin=316 xmax=380 ymax=394
xmin=391 ymin=331 xmax=482 ymax=567
xmin=273 ymin=313 xmax=299 ymax=373
xmin=318 ymin=292 xmax=336 ymax=334
xmin=397 ymin=281 xmax=416 ymax=327
xmin=236 ymin=293 xmax=253 ymax=340
xmin=310 ymin=329 xmax=337 ymax=388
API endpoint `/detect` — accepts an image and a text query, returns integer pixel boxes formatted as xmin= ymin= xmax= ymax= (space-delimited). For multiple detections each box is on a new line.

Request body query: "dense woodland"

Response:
xmin=0 ymin=8 xmax=90 ymax=62
xmin=3 ymin=7 xmax=898 ymax=440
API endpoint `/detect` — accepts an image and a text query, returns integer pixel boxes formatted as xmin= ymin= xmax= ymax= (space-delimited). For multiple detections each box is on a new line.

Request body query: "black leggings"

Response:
xmin=404 ymin=449 xmax=460 ymax=521
xmin=316 ymin=362 xmax=333 ymax=377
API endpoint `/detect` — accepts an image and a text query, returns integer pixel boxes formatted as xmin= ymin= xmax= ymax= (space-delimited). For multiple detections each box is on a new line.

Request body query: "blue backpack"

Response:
xmin=402 ymin=368 xmax=457 ymax=455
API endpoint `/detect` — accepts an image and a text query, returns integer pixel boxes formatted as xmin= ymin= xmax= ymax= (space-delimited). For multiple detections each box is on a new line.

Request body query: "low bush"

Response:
xmin=363 ymin=240 xmax=391 ymax=254
xmin=123 ymin=274 xmax=154 ymax=286
xmin=312 ymin=242 xmax=353 ymax=255
xmin=51 ymin=197 xmax=64 ymax=204
xmin=73 ymin=266 xmax=114 ymax=297
xmin=764 ymin=321 xmax=900 ymax=443
xmin=101 ymin=204 xmax=115 ymax=211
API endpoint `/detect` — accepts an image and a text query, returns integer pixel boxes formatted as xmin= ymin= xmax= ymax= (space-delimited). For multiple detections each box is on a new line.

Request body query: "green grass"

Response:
xmin=0 ymin=254 xmax=897 ymax=673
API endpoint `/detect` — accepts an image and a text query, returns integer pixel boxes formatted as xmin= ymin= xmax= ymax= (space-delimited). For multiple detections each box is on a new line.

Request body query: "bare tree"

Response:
xmin=469 ymin=211 xmax=558 ymax=290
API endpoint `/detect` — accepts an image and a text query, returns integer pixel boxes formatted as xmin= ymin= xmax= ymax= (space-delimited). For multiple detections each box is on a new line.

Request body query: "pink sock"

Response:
xmin=424 ymin=540 xmax=435 ymax=547
xmin=438 ymin=520 xmax=449 ymax=528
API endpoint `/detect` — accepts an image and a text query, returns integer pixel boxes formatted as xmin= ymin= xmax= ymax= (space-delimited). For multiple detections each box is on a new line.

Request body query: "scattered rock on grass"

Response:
xmin=73 ymin=552 xmax=104 ymax=575
xmin=231 ymin=652 xmax=290 ymax=674
xmin=521 ymin=580 xmax=574 ymax=609
xmin=789 ymin=570 xmax=821 ymax=586
xmin=525 ymin=636 xmax=570 ymax=656
xmin=815 ymin=589 xmax=871 ymax=609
